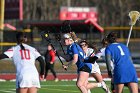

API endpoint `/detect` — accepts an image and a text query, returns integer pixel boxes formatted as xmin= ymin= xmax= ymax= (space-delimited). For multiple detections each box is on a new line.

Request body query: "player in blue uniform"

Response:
xmin=62 ymin=32 xmax=109 ymax=93
xmin=105 ymin=32 xmax=138 ymax=93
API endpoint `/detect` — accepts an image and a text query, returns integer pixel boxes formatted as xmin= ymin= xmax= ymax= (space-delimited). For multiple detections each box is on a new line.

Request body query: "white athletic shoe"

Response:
xmin=101 ymin=81 xmax=111 ymax=93
xmin=54 ymin=78 xmax=59 ymax=82
xmin=87 ymin=89 xmax=91 ymax=93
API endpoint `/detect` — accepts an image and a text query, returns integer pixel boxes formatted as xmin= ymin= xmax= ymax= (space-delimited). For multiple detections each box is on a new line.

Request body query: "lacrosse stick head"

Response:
xmin=129 ymin=11 xmax=140 ymax=25
xmin=40 ymin=31 xmax=51 ymax=42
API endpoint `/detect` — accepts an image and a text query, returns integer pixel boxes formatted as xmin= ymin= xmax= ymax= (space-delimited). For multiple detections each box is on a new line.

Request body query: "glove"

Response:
xmin=84 ymin=56 xmax=98 ymax=64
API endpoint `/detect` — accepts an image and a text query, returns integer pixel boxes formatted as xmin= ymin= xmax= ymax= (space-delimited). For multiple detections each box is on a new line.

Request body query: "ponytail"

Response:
xmin=16 ymin=32 xmax=27 ymax=50
xmin=20 ymin=44 xmax=25 ymax=50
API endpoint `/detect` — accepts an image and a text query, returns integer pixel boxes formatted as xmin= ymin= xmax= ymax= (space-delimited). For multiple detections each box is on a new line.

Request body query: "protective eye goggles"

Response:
xmin=80 ymin=43 xmax=87 ymax=47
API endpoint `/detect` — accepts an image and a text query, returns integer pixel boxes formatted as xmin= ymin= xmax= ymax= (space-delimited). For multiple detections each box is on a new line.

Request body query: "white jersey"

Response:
xmin=4 ymin=43 xmax=41 ymax=88
xmin=84 ymin=48 xmax=101 ymax=74
xmin=95 ymin=47 xmax=106 ymax=59
xmin=95 ymin=47 xmax=114 ymax=72
xmin=84 ymin=48 xmax=95 ymax=58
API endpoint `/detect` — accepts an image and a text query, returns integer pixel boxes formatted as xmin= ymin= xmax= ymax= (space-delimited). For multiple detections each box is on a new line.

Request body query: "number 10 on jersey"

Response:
xmin=20 ymin=49 xmax=31 ymax=60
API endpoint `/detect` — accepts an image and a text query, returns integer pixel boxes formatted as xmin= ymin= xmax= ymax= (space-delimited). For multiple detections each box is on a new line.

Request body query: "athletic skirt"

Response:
xmin=113 ymin=64 xmax=138 ymax=84
xmin=16 ymin=73 xmax=40 ymax=88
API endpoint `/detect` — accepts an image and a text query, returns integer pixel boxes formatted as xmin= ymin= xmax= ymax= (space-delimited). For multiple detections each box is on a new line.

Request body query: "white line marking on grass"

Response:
xmin=0 ymin=90 xmax=15 ymax=93
xmin=41 ymin=87 xmax=79 ymax=92
xmin=41 ymin=84 xmax=76 ymax=87
xmin=10 ymin=89 xmax=16 ymax=90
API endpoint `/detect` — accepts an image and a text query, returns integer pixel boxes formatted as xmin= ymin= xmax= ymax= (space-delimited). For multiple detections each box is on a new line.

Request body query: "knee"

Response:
xmin=76 ymin=82 xmax=86 ymax=88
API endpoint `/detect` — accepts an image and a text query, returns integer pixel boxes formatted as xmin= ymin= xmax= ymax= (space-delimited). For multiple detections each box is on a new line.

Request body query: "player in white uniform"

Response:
xmin=80 ymin=40 xmax=111 ymax=93
xmin=0 ymin=32 xmax=45 ymax=93
xmin=87 ymin=38 xmax=115 ymax=93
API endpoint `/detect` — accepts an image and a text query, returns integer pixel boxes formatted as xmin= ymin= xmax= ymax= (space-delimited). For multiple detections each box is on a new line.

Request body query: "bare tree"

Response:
xmin=23 ymin=0 xmax=140 ymax=26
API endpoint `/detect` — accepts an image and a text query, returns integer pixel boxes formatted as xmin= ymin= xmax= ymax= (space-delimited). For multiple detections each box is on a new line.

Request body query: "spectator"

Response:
xmin=44 ymin=44 xmax=58 ymax=82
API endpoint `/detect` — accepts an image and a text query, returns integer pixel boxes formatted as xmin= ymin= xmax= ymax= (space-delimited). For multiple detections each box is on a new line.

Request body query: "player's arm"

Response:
xmin=49 ymin=50 xmax=55 ymax=64
xmin=0 ymin=54 xmax=9 ymax=60
xmin=63 ymin=54 xmax=78 ymax=69
xmin=84 ymin=49 xmax=101 ymax=64
xmin=84 ymin=56 xmax=98 ymax=64
xmin=68 ymin=54 xmax=78 ymax=65
xmin=36 ymin=56 xmax=45 ymax=76
xmin=105 ymin=54 xmax=113 ymax=78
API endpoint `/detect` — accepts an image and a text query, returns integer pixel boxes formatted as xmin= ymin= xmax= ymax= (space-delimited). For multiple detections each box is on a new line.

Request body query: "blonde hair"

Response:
xmin=63 ymin=32 xmax=80 ymax=42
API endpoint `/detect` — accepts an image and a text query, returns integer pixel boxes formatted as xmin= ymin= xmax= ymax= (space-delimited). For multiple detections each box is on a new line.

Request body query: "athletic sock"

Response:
xmin=97 ymin=82 xmax=102 ymax=87
xmin=87 ymin=89 xmax=91 ymax=93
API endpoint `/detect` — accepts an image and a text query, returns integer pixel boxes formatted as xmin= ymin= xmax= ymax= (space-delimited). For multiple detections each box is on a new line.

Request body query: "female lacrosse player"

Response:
xmin=79 ymin=40 xmax=111 ymax=93
xmin=91 ymin=38 xmax=115 ymax=93
xmin=44 ymin=44 xmax=58 ymax=82
xmin=105 ymin=32 xmax=138 ymax=93
xmin=62 ymin=32 xmax=110 ymax=93
xmin=0 ymin=32 xmax=45 ymax=93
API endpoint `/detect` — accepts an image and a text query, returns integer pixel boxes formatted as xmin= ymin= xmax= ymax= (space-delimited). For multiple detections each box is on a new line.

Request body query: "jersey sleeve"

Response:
xmin=49 ymin=50 xmax=56 ymax=62
xmin=88 ymin=48 xmax=95 ymax=57
xmin=95 ymin=48 xmax=105 ymax=58
xmin=71 ymin=44 xmax=79 ymax=54
xmin=105 ymin=47 xmax=113 ymax=77
xmin=33 ymin=49 xmax=41 ymax=59
xmin=4 ymin=47 xmax=14 ymax=58
xmin=105 ymin=47 xmax=111 ymax=55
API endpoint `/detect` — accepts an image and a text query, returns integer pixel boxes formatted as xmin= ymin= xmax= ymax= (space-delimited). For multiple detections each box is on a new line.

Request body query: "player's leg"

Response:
xmin=19 ymin=88 xmax=28 ymax=93
xmin=16 ymin=88 xmax=19 ymax=93
xmin=92 ymin=73 xmax=102 ymax=82
xmin=115 ymin=84 xmax=124 ymax=93
xmin=49 ymin=64 xmax=57 ymax=79
xmin=86 ymin=73 xmax=102 ymax=89
xmin=27 ymin=87 xmax=38 ymax=93
xmin=45 ymin=64 xmax=49 ymax=79
xmin=92 ymin=73 xmax=111 ymax=93
xmin=84 ymin=79 xmax=91 ymax=93
xmin=128 ymin=82 xmax=138 ymax=93
xmin=91 ymin=64 xmax=111 ymax=93
xmin=138 ymin=86 xmax=140 ymax=93
xmin=77 ymin=71 xmax=89 ymax=93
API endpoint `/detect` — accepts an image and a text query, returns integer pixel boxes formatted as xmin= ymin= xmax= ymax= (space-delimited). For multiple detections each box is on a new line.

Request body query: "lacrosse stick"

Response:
xmin=126 ymin=11 xmax=140 ymax=46
xmin=40 ymin=31 xmax=67 ymax=71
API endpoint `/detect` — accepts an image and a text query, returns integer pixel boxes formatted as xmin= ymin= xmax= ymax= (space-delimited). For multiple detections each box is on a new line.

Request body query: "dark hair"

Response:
xmin=107 ymin=32 xmax=117 ymax=43
xmin=90 ymin=42 xmax=98 ymax=53
xmin=101 ymin=38 xmax=108 ymax=47
xmin=79 ymin=40 xmax=88 ymax=45
xmin=16 ymin=32 xmax=27 ymax=50
xmin=47 ymin=43 xmax=53 ymax=47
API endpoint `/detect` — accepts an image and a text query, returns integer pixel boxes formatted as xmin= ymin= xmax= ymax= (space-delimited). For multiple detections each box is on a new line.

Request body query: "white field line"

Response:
xmin=41 ymin=87 xmax=79 ymax=92
xmin=41 ymin=84 xmax=129 ymax=90
xmin=0 ymin=90 xmax=15 ymax=93
xmin=41 ymin=84 xmax=76 ymax=87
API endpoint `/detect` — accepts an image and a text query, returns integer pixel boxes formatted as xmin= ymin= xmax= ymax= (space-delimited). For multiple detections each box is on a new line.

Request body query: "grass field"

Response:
xmin=0 ymin=81 xmax=131 ymax=93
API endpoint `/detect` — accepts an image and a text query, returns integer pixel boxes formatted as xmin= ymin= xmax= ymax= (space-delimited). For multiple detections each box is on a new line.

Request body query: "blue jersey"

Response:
xmin=67 ymin=43 xmax=92 ymax=71
xmin=105 ymin=43 xmax=138 ymax=84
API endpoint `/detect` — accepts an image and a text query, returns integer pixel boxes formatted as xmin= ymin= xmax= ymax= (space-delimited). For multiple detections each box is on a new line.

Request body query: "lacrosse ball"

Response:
xmin=45 ymin=34 xmax=48 ymax=37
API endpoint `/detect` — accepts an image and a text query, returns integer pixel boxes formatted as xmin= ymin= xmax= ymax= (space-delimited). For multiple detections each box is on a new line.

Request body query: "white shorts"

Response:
xmin=91 ymin=62 xmax=101 ymax=74
xmin=16 ymin=73 xmax=40 ymax=88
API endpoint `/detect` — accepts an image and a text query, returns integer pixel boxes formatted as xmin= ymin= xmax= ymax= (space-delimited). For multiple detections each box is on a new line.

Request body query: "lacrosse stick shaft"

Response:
xmin=43 ymin=33 xmax=67 ymax=70
xmin=126 ymin=25 xmax=133 ymax=47
xmin=59 ymin=41 xmax=66 ymax=55
xmin=46 ymin=39 xmax=67 ymax=70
